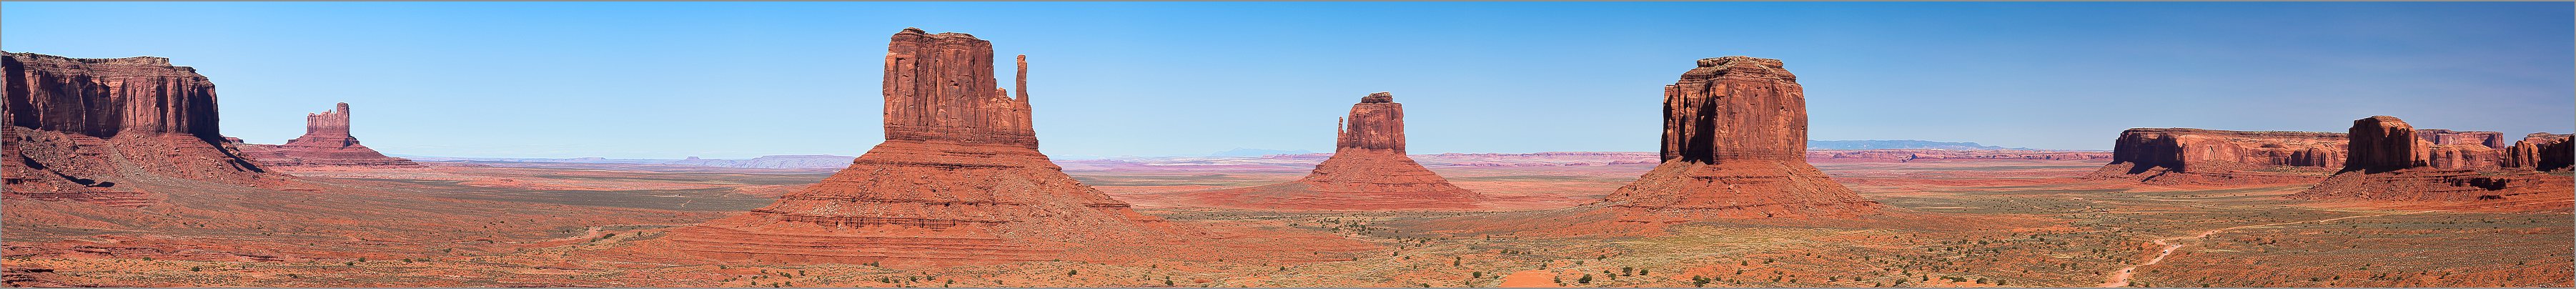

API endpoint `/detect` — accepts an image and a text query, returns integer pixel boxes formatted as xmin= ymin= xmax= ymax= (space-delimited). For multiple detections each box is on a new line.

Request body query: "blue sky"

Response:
xmin=6 ymin=2 xmax=2569 ymax=159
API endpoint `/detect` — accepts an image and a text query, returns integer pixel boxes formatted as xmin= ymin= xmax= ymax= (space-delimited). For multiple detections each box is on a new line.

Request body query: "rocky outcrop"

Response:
xmin=234 ymin=102 xmax=422 ymax=168
xmin=2292 ymin=116 xmax=2571 ymax=206
xmin=2083 ymin=128 xmax=2348 ymax=185
xmin=661 ymin=29 xmax=1179 ymax=268
xmin=880 ymin=29 xmax=1035 ymax=149
xmin=1174 ymin=92 xmax=1481 ymax=210
xmin=4 ymin=52 xmax=280 ymax=207
xmin=2344 ymin=116 xmax=2423 ymax=173
xmin=2505 ymin=133 xmax=2572 ymax=171
xmin=1600 ymin=56 xmax=1882 ymax=221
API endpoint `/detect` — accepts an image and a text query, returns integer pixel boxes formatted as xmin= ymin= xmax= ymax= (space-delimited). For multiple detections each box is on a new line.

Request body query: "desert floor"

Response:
xmin=5 ymin=158 xmax=2568 ymax=287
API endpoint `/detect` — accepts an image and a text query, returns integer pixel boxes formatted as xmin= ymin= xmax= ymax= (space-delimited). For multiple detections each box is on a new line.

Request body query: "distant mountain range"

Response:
xmin=1207 ymin=148 xmax=1317 ymax=157
xmin=397 ymin=140 xmax=2044 ymax=170
xmin=1807 ymin=139 xmax=2030 ymax=150
xmin=398 ymin=155 xmax=856 ymax=170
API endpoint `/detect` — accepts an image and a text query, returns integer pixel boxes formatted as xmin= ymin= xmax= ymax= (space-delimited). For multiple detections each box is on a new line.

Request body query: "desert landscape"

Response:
xmin=6 ymin=2 xmax=2574 ymax=288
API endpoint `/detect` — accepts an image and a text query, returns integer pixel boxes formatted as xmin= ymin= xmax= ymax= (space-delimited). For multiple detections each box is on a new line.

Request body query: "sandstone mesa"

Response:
xmin=3 ymin=52 xmax=288 ymax=207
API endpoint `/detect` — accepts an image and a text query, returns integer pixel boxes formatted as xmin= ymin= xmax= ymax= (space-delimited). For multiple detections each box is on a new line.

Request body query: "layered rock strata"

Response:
xmin=2291 ymin=116 xmax=2571 ymax=205
xmin=1178 ymin=92 xmax=1481 ymax=210
xmin=662 ymin=29 xmax=1173 ymax=267
xmin=3 ymin=52 xmax=278 ymax=207
xmin=234 ymin=102 xmax=422 ymax=167
xmin=2082 ymin=128 xmax=2349 ymax=185
xmin=1600 ymin=56 xmax=1882 ymax=222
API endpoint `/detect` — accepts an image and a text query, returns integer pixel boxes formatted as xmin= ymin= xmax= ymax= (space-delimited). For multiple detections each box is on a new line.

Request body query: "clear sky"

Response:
xmin=6 ymin=2 xmax=2569 ymax=159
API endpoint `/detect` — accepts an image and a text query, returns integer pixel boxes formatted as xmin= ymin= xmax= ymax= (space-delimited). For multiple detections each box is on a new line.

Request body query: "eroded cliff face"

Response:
xmin=2292 ymin=116 xmax=2570 ymax=207
xmin=2505 ymin=133 xmax=2572 ymax=172
xmin=234 ymin=102 xmax=422 ymax=168
xmin=1602 ymin=57 xmax=1881 ymax=221
xmin=881 ymin=29 xmax=1035 ymax=149
xmin=2083 ymin=128 xmax=2347 ymax=185
xmin=1176 ymin=92 xmax=1480 ymax=210
xmin=661 ymin=29 xmax=1185 ymax=268
xmin=4 ymin=52 xmax=280 ymax=207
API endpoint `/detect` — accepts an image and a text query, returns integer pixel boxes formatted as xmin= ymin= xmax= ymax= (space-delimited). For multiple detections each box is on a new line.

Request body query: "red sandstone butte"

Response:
xmin=4 ymin=52 xmax=285 ymax=207
xmin=2082 ymin=128 xmax=2348 ymax=185
xmin=234 ymin=102 xmax=422 ymax=168
xmin=2289 ymin=116 xmax=2572 ymax=207
xmin=1598 ymin=56 xmax=1883 ymax=222
xmin=660 ymin=28 xmax=1177 ymax=267
xmin=2505 ymin=132 xmax=2572 ymax=171
xmin=1176 ymin=92 xmax=1482 ymax=210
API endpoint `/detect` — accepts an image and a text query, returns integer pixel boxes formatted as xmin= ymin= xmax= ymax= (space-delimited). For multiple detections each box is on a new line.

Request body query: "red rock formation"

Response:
xmin=1174 ymin=92 xmax=1481 ymax=210
xmin=661 ymin=29 xmax=1177 ymax=267
xmin=4 ymin=52 xmax=281 ymax=207
xmin=234 ymin=102 xmax=422 ymax=168
xmin=2415 ymin=129 xmax=2507 ymax=150
xmin=2083 ymin=128 xmax=2348 ymax=185
xmin=2344 ymin=116 xmax=2424 ymax=173
xmin=2505 ymin=133 xmax=2572 ymax=171
xmin=1600 ymin=56 xmax=1882 ymax=222
xmin=2292 ymin=116 xmax=2572 ymax=207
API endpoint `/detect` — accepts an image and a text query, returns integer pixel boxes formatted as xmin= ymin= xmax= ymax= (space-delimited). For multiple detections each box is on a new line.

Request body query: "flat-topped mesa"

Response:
xmin=1602 ymin=56 xmax=1881 ymax=221
xmin=2083 ymin=128 xmax=2348 ymax=185
xmin=2505 ymin=133 xmax=2572 ymax=171
xmin=663 ymin=29 xmax=1176 ymax=268
xmin=4 ymin=52 xmax=277 ymax=207
xmin=2291 ymin=116 xmax=2572 ymax=206
xmin=4 ymin=52 xmax=220 ymax=139
xmin=881 ymin=28 xmax=1036 ymax=149
xmin=234 ymin=102 xmax=421 ymax=168
xmin=2417 ymin=129 xmax=2508 ymax=170
xmin=1174 ymin=92 xmax=1480 ymax=210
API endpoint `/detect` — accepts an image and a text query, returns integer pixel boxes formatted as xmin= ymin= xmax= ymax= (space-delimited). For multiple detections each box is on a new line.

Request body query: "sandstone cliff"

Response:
xmin=2504 ymin=133 xmax=2572 ymax=171
xmin=2083 ymin=128 xmax=2347 ymax=185
xmin=660 ymin=29 xmax=1186 ymax=268
xmin=1600 ymin=56 xmax=1882 ymax=221
xmin=234 ymin=102 xmax=422 ymax=168
xmin=1174 ymin=92 xmax=1482 ymax=210
xmin=2291 ymin=116 xmax=2571 ymax=207
xmin=4 ymin=52 xmax=281 ymax=207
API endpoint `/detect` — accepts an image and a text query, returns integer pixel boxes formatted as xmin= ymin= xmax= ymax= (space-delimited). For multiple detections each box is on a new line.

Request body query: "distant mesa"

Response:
xmin=2 ymin=52 xmax=284 ymax=207
xmin=235 ymin=102 xmax=423 ymax=168
xmin=1599 ymin=56 xmax=1883 ymax=221
xmin=659 ymin=28 xmax=1187 ymax=267
xmin=1808 ymin=139 xmax=2023 ymax=150
xmin=2289 ymin=116 xmax=2572 ymax=207
xmin=2081 ymin=128 xmax=2349 ymax=185
xmin=668 ymin=155 xmax=858 ymax=170
xmin=1172 ymin=92 xmax=1484 ymax=210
